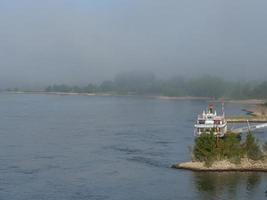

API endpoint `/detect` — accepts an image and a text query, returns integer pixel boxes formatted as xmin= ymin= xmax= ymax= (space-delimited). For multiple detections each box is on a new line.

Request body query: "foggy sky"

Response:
xmin=1 ymin=0 xmax=267 ymax=88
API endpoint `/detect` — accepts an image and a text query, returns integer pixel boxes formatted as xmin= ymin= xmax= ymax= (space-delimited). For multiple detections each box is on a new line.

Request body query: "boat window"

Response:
xmin=214 ymin=120 xmax=220 ymax=125
xmin=198 ymin=120 xmax=205 ymax=124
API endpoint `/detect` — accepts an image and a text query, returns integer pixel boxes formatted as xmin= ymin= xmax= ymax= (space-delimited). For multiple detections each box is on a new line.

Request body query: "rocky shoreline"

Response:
xmin=172 ymin=159 xmax=267 ymax=172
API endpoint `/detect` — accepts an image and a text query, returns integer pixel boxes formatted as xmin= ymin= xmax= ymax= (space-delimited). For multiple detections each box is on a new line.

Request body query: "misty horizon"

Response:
xmin=1 ymin=0 xmax=267 ymax=88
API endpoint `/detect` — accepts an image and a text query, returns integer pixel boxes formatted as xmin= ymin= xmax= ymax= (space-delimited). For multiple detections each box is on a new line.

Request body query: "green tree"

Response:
xmin=220 ymin=133 xmax=243 ymax=163
xmin=193 ymin=132 xmax=217 ymax=166
xmin=244 ymin=132 xmax=263 ymax=160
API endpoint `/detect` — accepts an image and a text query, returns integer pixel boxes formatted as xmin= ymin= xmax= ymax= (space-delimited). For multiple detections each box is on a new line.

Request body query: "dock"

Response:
xmin=226 ymin=117 xmax=267 ymax=123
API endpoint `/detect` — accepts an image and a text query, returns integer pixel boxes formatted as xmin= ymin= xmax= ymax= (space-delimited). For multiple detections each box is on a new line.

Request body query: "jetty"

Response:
xmin=226 ymin=116 xmax=267 ymax=123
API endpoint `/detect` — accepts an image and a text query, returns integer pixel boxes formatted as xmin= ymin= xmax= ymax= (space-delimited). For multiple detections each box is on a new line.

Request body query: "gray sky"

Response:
xmin=0 ymin=0 xmax=267 ymax=87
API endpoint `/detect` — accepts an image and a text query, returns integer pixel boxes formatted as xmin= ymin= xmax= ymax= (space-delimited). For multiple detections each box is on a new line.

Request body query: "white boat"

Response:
xmin=194 ymin=104 xmax=227 ymax=137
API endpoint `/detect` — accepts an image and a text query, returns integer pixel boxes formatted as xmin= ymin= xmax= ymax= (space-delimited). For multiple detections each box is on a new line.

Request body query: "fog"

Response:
xmin=1 ymin=0 xmax=267 ymax=88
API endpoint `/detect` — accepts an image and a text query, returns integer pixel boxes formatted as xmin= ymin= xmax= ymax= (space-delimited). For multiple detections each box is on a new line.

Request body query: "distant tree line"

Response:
xmin=34 ymin=72 xmax=267 ymax=99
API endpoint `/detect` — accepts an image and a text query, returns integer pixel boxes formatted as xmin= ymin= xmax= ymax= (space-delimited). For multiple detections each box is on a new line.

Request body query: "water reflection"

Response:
xmin=193 ymin=172 xmax=263 ymax=200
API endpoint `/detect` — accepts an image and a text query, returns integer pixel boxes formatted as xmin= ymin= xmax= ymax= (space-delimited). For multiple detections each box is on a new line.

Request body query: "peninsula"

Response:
xmin=172 ymin=132 xmax=267 ymax=172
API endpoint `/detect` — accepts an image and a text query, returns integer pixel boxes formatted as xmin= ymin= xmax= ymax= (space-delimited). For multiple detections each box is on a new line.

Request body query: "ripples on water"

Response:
xmin=0 ymin=94 xmax=267 ymax=200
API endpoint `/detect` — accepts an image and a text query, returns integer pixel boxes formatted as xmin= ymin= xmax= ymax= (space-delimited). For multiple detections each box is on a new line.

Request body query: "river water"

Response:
xmin=0 ymin=93 xmax=267 ymax=200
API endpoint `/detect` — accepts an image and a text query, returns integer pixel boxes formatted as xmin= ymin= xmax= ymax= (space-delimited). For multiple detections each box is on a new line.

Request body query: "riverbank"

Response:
xmin=225 ymin=99 xmax=265 ymax=105
xmin=4 ymin=91 xmax=266 ymax=102
xmin=243 ymin=105 xmax=267 ymax=116
xmin=2 ymin=91 xmax=214 ymax=100
xmin=4 ymin=91 xmax=106 ymax=96
xmin=172 ymin=159 xmax=267 ymax=172
xmin=156 ymin=96 xmax=210 ymax=100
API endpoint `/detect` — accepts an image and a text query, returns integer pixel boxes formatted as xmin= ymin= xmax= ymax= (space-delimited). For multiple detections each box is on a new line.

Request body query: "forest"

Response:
xmin=35 ymin=72 xmax=267 ymax=99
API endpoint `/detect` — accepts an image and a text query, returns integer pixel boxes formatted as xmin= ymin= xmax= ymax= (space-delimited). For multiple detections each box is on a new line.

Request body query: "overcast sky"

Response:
xmin=0 ymin=0 xmax=267 ymax=87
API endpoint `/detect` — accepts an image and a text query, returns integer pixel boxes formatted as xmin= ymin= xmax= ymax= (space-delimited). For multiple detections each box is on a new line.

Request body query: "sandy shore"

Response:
xmin=226 ymin=99 xmax=265 ymax=105
xmin=4 ymin=92 xmax=267 ymax=107
xmin=245 ymin=105 xmax=267 ymax=116
xmin=172 ymin=159 xmax=267 ymax=172
xmin=4 ymin=91 xmax=112 ymax=96
xmin=156 ymin=96 xmax=211 ymax=100
xmin=4 ymin=91 xmax=214 ymax=100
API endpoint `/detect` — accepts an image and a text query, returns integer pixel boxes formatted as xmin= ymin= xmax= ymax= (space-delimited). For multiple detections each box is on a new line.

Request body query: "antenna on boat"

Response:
xmin=221 ymin=98 xmax=225 ymax=117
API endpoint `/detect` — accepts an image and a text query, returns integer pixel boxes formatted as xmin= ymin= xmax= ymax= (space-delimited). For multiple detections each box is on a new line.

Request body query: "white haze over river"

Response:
xmin=1 ymin=0 xmax=267 ymax=88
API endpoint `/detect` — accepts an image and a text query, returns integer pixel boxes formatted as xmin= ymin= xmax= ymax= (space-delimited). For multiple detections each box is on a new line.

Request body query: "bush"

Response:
xmin=244 ymin=132 xmax=263 ymax=160
xmin=193 ymin=132 xmax=217 ymax=166
xmin=262 ymin=141 xmax=267 ymax=153
xmin=192 ymin=131 xmax=264 ymax=166
xmin=220 ymin=133 xmax=244 ymax=163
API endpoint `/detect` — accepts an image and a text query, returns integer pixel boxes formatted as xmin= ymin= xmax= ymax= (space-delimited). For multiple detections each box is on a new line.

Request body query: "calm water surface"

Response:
xmin=0 ymin=93 xmax=267 ymax=200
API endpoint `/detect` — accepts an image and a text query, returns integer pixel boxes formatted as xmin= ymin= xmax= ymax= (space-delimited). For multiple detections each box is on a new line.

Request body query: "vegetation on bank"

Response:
xmin=44 ymin=74 xmax=267 ymax=99
xmin=193 ymin=132 xmax=265 ymax=167
xmin=5 ymin=72 xmax=267 ymax=99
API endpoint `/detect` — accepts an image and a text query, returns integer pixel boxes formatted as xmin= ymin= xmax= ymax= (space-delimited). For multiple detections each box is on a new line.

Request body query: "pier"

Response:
xmin=226 ymin=116 xmax=267 ymax=123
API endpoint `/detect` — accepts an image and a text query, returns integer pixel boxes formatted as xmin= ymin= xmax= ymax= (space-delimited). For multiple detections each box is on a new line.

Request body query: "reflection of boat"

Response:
xmin=194 ymin=104 xmax=227 ymax=137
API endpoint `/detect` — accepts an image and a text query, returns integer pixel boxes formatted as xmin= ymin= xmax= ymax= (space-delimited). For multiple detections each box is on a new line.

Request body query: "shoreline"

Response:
xmin=224 ymin=99 xmax=265 ymax=105
xmin=172 ymin=159 xmax=267 ymax=172
xmin=2 ymin=91 xmax=266 ymax=103
xmin=243 ymin=105 xmax=267 ymax=117
xmin=1 ymin=91 xmax=214 ymax=100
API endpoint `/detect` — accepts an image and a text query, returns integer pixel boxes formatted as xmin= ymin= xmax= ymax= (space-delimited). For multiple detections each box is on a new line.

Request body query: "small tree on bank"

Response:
xmin=244 ymin=132 xmax=263 ymax=160
xmin=193 ymin=132 xmax=217 ymax=166
xmin=220 ymin=133 xmax=244 ymax=164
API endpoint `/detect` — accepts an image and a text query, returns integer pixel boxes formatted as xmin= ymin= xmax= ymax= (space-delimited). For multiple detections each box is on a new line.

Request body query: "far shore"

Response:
xmin=226 ymin=99 xmax=266 ymax=105
xmin=4 ymin=91 xmax=106 ymax=96
xmin=1 ymin=91 xmax=216 ymax=100
xmin=172 ymin=159 xmax=267 ymax=172
xmin=3 ymin=91 xmax=266 ymax=104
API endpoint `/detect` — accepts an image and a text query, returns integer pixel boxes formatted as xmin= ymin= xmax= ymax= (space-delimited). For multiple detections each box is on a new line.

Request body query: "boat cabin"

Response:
xmin=194 ymin=104 xmax=227 ymax=137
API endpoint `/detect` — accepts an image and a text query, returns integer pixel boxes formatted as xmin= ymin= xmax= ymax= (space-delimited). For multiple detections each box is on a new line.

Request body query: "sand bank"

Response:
xmin=172 ymin=159 xmax=267 ymax=172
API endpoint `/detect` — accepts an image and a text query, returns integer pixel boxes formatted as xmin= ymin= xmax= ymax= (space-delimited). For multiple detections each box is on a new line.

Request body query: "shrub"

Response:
xmin=192 ymin=131 xmax=265 ymax=166
xmin=244 ymin=132 xmax=263 ymax=160
xmin=220 ymin=133 xmax=244 ymax=163
xmin=193 ymin=132 xmax=217 ymax=166
xmin=262 ymin=141 xmax=267 ymax=153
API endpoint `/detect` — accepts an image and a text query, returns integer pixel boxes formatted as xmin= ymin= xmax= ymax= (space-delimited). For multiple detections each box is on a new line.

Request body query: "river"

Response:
xmin=0 ymin=93 xmax=267 ymax=200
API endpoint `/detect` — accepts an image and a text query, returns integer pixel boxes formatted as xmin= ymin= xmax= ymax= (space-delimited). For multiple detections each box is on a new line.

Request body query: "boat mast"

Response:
xmin=221 ymin=99 xmax=225 ymax=118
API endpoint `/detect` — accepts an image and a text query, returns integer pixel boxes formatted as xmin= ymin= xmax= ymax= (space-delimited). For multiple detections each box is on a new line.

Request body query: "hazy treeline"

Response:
xmin=42 ymin=72 xmax=267 ymax=99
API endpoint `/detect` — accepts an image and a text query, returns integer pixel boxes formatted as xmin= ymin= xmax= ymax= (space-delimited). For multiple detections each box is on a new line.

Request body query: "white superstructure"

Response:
xmin=194 ymin=104 xmax=227 ymax=137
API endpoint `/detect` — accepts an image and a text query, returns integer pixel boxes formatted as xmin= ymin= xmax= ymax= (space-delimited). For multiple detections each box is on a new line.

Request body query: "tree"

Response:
xmin=193 ymin=132 xmax=217 ymax=166
xmin=220 ymin=133 xmax=243 ymax=163
xmin=244 ymin=132 xmax=263 ymax=161
xmin=187 ymin=75 xmax=226 ymax=99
